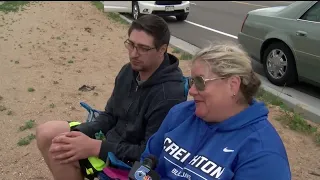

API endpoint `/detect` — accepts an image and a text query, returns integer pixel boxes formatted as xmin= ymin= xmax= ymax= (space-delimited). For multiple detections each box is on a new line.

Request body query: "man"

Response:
xmin=36 ymin=14 xmax=187 ymax=180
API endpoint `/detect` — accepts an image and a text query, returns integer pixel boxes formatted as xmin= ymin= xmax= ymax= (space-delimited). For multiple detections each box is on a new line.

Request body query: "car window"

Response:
xmin=300 ymin=2 xmax=320 ymax=22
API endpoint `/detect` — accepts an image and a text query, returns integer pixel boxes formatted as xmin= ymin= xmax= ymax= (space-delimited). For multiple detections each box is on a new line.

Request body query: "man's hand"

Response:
xmin=49 ymin=131 xmax=102 ymax=164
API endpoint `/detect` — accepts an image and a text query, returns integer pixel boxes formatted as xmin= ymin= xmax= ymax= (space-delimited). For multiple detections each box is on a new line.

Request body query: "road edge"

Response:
xmin=118 ymin=14 xmax=320 ymax=124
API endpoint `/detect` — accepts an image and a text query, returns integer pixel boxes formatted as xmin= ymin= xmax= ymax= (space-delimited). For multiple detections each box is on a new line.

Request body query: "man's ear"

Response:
xmin=159 ymin=44 xmax=168 ymax=54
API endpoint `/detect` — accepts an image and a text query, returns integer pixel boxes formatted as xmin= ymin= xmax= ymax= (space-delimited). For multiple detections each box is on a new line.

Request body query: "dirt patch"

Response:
xmin=0 ymin=1 xmax=319 ymax=180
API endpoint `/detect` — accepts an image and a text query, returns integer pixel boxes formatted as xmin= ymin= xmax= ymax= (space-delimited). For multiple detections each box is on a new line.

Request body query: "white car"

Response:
xmin=103 ymin=1 xmax=190 ymax=21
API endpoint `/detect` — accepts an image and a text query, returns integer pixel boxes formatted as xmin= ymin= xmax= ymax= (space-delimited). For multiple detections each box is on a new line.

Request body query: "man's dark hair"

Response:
xmin=128 ymin=14 xmax=170 ymax=50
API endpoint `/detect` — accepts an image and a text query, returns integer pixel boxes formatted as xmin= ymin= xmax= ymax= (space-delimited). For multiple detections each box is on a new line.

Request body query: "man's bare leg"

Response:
xmin=36 ymin=121 xmax=84 ymax=180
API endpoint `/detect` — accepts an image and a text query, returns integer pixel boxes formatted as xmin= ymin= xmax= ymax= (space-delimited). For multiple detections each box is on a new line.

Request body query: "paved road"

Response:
xmin=165 ymin=1 xmax=292 ymax=77
xmin=163 ymin=1 xmax=320 ymax=103
xmin=122 ymin=1 xmax=320 ymax=113
xmin=167 ymin=1 xmax=294 ymax=46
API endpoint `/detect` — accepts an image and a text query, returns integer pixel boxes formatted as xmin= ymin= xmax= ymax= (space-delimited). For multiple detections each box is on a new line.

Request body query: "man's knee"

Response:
xmin=36 ymin=121 xmax=71 ymax=150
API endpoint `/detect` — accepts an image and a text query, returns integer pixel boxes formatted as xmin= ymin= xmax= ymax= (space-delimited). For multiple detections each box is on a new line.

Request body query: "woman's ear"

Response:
xmin=228 ymin=75 xmax=241 ymax=97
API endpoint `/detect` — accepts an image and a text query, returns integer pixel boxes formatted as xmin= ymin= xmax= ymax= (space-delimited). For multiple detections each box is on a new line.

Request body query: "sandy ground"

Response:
xmin=0 ymin=1 xmax=319 ymax=180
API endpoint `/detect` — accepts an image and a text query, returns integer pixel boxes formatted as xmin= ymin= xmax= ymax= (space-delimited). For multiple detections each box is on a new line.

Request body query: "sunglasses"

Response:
xmin=189 ymin=76 xmax=225 ymax=91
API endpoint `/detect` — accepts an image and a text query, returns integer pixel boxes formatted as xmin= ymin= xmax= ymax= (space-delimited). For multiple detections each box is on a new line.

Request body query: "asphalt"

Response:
xmin=117 ymin=1 xmax=320 ymax=124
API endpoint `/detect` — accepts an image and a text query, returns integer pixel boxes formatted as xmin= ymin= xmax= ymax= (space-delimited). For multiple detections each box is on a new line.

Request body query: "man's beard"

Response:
xmin=130 ymin=57 xmax=146 ymax=72
xmin=130 ymin=61 xmax=145 ymax=72
xmin=131 ymin=65 xmax=144 ymax=71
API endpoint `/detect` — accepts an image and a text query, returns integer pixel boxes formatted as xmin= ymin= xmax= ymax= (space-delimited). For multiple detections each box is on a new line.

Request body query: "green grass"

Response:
xmin=19 ymin=120 xmax=35 ymax=131
xmin=276 ymin=111 xmax=317 ymax=135
xmin=172 ymin=47 xmax=182 ymax=54
xmin=17 ymin=133 xmax=36 ymax=146
xmin=256 ymin=87 xmax=320 ymax=145
xmin=91 ymin=1 xmax=103 ymax=11
xmin=106 ymin=12 xmax=129 ymax=25
xmin=18 ymin=120 xmax=36 ymax=146
xmin=180 ymin=52 xmax=193 ymax=60
xmin=7 ymin=110 xmax=13 ymax=115
xmin=256 ymin=88 xmax=285 ymax=107
xmin=27 ymin=87 xmax=35 ymax=92
xmin=0 ymin=1 xmax=29 ymax=13
xmin=91 ymin=1 xmax=129 ymax=25
xmin=0 ymin=105 xmax=6 ymax=111
xmin=170 ymin=47 xmax=193 ymax=60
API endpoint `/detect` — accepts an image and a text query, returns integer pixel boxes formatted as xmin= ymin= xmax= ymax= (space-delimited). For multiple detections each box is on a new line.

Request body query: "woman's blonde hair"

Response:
xmin=192 ymin=41 xmax=261 ymax=104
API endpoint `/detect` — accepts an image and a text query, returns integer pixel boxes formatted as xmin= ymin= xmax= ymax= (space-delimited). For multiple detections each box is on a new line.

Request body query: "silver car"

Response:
xmin=238 ymin=1 xmax=320 ymax=87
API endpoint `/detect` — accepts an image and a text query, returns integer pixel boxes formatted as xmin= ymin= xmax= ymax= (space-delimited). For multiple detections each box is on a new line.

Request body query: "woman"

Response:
xmin=140 ymin=42 xmax=291 ymax=180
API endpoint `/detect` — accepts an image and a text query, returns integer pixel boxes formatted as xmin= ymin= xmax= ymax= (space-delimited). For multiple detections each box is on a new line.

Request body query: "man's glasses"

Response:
xmin=189 ymin=76 xmax=225 ymax=91
xmin=124 ymin=39 xmax=155 ymax=54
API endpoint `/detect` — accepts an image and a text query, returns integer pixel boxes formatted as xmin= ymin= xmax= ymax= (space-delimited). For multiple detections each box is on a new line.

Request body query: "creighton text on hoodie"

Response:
xmin=141 ymin=100 xmax=291 ymax=180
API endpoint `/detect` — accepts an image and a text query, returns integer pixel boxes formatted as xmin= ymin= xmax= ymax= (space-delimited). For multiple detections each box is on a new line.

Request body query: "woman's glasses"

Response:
xmin=189 ymin=76 xmax=225 ymax=91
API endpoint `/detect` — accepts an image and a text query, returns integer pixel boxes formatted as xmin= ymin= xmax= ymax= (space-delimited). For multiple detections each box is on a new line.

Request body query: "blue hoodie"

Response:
xmin=141 ymin=100 xmax=291 ymax=180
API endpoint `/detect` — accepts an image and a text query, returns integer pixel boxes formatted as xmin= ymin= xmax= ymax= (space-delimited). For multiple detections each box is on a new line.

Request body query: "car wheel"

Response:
xmin=262 ymin=42 xmax=298 ymax=86
xmin=132 ymin=2 xmax=141 ymax=20
xmin=176 ymin=13 xmax=188 ymax=21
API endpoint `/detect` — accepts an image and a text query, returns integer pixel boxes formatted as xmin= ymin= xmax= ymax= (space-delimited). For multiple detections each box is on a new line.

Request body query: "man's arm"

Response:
xmin=234 ymin=152 xmax=291 ymax=180
xmin=73 ymin=96 xmax=117 ymax=138
xmin=97 ymin=99 xmax=184 ymax=162
xmin=71 ymin=67 xmax=123 ymax=138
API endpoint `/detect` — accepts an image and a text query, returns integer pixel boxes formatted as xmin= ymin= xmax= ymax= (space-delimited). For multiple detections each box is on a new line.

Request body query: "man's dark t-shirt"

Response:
xmin=73 ymin=53 xmax=187 ymax=164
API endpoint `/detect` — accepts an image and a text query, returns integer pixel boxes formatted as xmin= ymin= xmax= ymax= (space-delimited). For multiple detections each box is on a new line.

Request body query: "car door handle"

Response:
xmin=296 ymin=31 xmax=307 ymax=36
